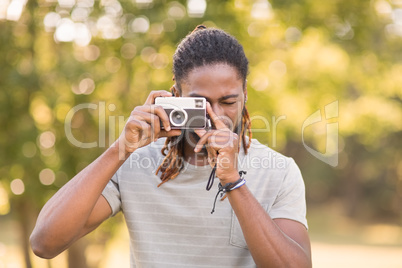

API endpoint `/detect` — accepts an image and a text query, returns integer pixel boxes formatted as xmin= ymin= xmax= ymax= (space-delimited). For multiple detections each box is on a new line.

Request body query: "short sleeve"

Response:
xmin=268 ymin=158 xmax=308 ymax=229
xmin=101 ymin=172 xmax=122 ymax=217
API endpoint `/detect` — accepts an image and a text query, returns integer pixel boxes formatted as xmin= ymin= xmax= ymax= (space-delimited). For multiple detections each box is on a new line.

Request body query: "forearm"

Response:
xmin=30 ymin=141 xmax=129 ymax=257
xmin=227 ymin=186 xmax=311 ymax=268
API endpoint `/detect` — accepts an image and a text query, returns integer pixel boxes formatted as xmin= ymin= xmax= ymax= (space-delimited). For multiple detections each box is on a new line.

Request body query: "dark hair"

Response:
xmin=173 ymin=26 xmax=249 ymax=90
xmin=156 ymin=26 xmax=252 ymax=186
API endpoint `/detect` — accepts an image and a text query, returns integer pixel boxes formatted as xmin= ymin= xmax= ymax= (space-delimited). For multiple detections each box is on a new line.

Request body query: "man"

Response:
xmin=31 ymin=26 xmax=312 ymax=267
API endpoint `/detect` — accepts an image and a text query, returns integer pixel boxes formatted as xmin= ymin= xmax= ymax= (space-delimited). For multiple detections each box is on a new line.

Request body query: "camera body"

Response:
xmin=155 ymin=97 xmax=207 ymax=129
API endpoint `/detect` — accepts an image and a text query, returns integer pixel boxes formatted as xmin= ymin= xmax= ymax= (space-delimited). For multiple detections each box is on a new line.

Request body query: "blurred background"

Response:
xmin=1 ymin=0 xmax=402 ymax=267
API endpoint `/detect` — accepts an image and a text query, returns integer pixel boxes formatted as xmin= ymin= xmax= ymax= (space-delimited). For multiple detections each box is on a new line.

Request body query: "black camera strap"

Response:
xmin=206 ymin=163 xmax=217 ymax=191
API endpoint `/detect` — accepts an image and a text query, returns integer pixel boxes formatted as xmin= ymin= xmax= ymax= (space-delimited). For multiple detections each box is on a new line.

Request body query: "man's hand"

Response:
xmin=118 ymin=90 xmax=181 ymax=157
xmin=194 ymin=102 xmax=240 ymax=184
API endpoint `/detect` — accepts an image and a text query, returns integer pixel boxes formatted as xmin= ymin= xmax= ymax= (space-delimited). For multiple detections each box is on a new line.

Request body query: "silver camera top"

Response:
xmin=155 ymin=97 xmax=206 ymax=109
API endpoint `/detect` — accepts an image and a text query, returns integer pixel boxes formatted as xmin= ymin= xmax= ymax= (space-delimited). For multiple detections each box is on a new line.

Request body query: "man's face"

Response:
xmin=179 ymin=63 xmax=246 ymax=132
xmin=177 ymin=63 xmax=246 ymax=152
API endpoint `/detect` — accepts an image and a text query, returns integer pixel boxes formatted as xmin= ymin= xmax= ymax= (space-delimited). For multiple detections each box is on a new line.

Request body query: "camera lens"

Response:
xmin=170 ymin=109 xmax=188 ymax=127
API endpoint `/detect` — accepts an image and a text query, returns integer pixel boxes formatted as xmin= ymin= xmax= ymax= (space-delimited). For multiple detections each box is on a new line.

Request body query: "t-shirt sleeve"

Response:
xmin=269 ymin=158 xmax=308 ymax=229
xmin=101 ymin=172 xmax=122 ymax=217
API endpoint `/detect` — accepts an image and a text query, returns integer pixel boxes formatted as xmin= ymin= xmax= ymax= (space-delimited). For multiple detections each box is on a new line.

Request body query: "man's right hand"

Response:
xmin=30 ymin=90 xmax=182 ymax=259
xmin=118 ymin=90 xmax=182 ymax=157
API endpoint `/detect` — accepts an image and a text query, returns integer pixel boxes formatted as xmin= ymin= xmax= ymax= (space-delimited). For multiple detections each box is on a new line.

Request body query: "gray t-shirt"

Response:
xmin=102 ymin=138 xmax=307 ymax=267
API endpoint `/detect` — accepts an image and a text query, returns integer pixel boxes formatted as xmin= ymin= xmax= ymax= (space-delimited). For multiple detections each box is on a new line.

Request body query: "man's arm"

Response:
xmin=227 ymin=186 xmax=312 ymax=268
xmin=30 ymin=90 xmax=181 ymax=259
xmin=30 ymin=143 xmax=124 ymax=259
xmin=195 ymin=103 xmax=311 ymax=267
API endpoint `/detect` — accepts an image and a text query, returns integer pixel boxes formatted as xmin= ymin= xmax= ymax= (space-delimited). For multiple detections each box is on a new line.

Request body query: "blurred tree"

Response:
xmin=0 ymin=0 xmax=402 ymax=267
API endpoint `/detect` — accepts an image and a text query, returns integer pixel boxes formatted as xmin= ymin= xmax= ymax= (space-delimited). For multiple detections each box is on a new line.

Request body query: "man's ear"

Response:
xmin=171 ymin=84 xmax=181 ymax=97
xmin=243 ymin=87 xmax=248 ymax=104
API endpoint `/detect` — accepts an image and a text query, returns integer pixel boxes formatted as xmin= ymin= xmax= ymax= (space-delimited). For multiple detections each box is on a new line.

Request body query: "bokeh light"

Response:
xmin=0 ymin=184 xmax=10 ymax=215
xmin=10 ymin=179 xmax=24 ymax=195
xmin=39 ymin=131 xmax=56 ymax=149
xmin=74 ymin=23 xmax=92 ymax=46
xmin=97 ymin=15 xmax=123 ymax=39
xmin=72 ymin=77 xmax=96 ymax=94
xmin=375 ymin=0 xmax=392 ymax=17
xmin=141 ymin=46 xmax=157 ymax=63
xmin=105 ymin=57 xmax=121 ymax=73
xmin=83 ymin=45 xmax=100 ymax=61
xmin=251 ymin=76 xmax=269 ymax=92
xmin=285 ymin=27 xmax=302 ymax=43
xmin=187 ymin=0 xmax=206 ymax=18
xmin=135 ymin=0 xmax=153 ymax=9
xmin=39 ymin=169 xmax=56 ymax=186
xmin=58 ymin=0 xmax=75 ymax=9
xmin=150 ymin=53 xmax=169 ymax=69
xmin=269 ymin=60 xmax=287 ymax=78
xmin=30 ymin=96 xmax=53 ymax=127
xmin=120 ymin=43 xmax=137 ymax=59
xmin=168 ymin=2 xmax=186 ymax=19
xmin=130 ymin=16 xmax=150 ymax=33
xmin=251 ymin=0 xmax=273 ymax=20
xmin=54 ymin=18 xmax=76 ymax=42
xmin=54 ymin=18 xmax=92 ymax=46
xmin=5 ymin=0 xmax=27 ymax=21
xmin=44 ymin=12 xmax=61 ymax=32
xmin=71 ymin=6 xmax=91 ymax=22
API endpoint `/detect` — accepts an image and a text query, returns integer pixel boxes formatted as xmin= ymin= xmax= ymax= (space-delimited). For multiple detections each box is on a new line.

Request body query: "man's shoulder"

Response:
xmin=247 ymin=139 xmax=289 ymax=159
xmin=241 ymin=138 xmax=295 ymax=172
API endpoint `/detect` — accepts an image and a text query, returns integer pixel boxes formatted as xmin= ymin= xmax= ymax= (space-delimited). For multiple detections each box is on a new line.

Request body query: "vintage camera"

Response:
xmin=155 ymin=97 xmax=207 ymax=129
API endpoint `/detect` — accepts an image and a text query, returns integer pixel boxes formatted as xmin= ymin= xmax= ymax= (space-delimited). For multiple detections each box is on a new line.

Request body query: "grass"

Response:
xmin=307 ymin=204 xmax=402 ymax=268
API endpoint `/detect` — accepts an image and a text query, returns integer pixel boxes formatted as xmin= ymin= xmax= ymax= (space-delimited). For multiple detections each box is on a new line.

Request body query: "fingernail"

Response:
xmin=166 ymin=126 xmax=171 ymax=131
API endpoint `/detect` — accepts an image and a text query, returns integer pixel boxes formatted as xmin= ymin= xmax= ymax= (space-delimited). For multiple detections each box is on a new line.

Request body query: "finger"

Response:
xmin=159 ymin=129 xmax=182 ymax=138
xmin=136 ymin=120 xmax=152 ymax=143
xmin=131 ymin=111 xmax=161 ymax=141
xmin=194 ymin=131 xmax=214 ymax=152
xmin=134 ymin=105 xmax=171 ymax=132
xmin=194 ymin=128 xmax=207 ymax=138
xmin=206 ymin=145 xmax=217 ymax=165
xmin=196 ymin=129 xmax=236 ymax=152
xmin=206 ymin=102 xmax=227 ymax=130
xmin=125 ymin=119 xmax=151 ymax=148
xmin=152 ymin=105 xmax=171 ymax=131
xmin=145 ymin=90 xmax=172 ymax=105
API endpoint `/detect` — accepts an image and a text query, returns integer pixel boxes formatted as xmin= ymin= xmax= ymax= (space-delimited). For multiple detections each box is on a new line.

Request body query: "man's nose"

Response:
xmin=209 ymin=102 xmax=233 ymax=129
xmin=210 ymin=102 xmax=224 ymax=117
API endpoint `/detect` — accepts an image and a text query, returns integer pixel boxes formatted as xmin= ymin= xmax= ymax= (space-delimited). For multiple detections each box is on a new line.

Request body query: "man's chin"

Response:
xmin=186 ymin=129 xmax=208 ymax=156
xmin=183 ymin=120 xmax=241 ymax=156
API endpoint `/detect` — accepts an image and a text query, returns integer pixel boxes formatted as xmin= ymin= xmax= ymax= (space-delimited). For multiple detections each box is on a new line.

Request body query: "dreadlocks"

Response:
xmin=155 ymin=25 xmax=252 ymax=186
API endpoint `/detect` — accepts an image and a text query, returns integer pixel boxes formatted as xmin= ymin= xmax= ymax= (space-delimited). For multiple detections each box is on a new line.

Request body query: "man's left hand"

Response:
xmin=194 ymin=102 xmax=240 ymax=184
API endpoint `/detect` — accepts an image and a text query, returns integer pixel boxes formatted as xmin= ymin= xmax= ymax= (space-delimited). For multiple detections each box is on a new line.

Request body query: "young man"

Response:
xmin=31 ymin=26 xmax=312 ymax=267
